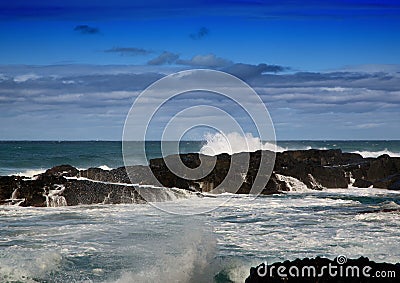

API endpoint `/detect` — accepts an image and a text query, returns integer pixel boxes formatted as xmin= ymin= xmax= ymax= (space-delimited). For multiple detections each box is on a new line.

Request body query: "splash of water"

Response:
xmin=14 ymin=169 xmax=45 ymax=178
xmin=110 ymin=225 xmax=217 ymax=283
xmin=352 ymin=149 xmax=400 ymax=158
xmin=43 ymin=184 xmax=67 ymax=207
xmin=275 ymin=174 xmax=311 ymax=192
xmin=200 ymin=132 xmax=286 ymax=156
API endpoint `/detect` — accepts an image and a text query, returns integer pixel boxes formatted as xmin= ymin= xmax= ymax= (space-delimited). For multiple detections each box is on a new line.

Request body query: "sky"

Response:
xmin=0 ymin=0 xmax=400 ymax=140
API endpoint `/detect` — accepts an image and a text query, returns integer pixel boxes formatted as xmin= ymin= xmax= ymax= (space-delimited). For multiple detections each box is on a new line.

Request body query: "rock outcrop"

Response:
xmin=1 ymin=149 xmax=399 ymax=206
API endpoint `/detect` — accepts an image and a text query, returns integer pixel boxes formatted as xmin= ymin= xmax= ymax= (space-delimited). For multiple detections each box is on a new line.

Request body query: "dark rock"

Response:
xmin=63 ymin=179 xmax=144 ymax=205
xmin=0 ymin=176 xmax=22 ymax=204
xmin=348 ymin=162 xmax=371 ymax=180
xmin=79 ymin=167 xmax=111 ymax=182
xmin=44 ymin=165 xmax=79 ymax=177
xmin=310 ymin=166 xmax=348 ymax=188
xmin=149 ymin=151 xmax=278 ymax=194
xmin=353 ymin=178 xmax=373 ymax=188
xmin=367 ymin=156 xmax=400 ymax=181
xmin=373 ymin=174 xmax=400 ymax=190
xmin=274 ymin=149 xmax=351 ymax=189
xmin=276 ymin=149 xmax=363 ymax=167
xmin=263 ymin=173 xmax=291 ymax=194
xmin=2 ymin=149 xmax=400 ymax=207
xmin=78 ymin=166 xmax=148 ymax=184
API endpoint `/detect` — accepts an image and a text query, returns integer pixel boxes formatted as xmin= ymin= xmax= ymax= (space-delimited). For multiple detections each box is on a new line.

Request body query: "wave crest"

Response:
xmin=352 ymin=149 xmax=400 ymax=158
xmin=200 ymin=132 xmax=285 ymax=156
xmin=14 ymin=169 xmax=46 ymax=177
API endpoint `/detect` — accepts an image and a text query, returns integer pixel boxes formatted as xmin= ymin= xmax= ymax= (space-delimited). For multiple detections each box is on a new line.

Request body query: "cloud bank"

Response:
xmin=1 ymin=64 xmax=399 ymax=139
xmin=148 ymin=52 xmax=180 ymax=65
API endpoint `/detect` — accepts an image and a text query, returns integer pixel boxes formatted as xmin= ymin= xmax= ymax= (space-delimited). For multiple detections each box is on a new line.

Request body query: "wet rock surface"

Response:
xmin=1 ymin=149 xmax=399 ymax=206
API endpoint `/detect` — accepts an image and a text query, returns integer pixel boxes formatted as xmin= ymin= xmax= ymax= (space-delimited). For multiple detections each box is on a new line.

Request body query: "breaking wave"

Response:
xmin=110 ymin=225 xmax=218 ymax=283
xmin=98 ymin=165 xmax=112 ymax=171
xmin=14 ymin=169 xmax=46 ymax=177
xmin=351 ymin=149 xmax=400 ymax=158
xmin=200 ymin=132 xmax=286 ymax=156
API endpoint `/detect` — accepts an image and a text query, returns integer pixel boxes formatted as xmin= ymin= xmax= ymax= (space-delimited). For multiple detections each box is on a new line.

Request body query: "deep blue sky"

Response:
xmin=1 ymin=0 xmax=400 ymax=140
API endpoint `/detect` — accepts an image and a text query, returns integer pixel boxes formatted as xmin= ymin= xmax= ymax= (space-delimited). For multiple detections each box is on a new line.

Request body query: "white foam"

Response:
xmin=346 ymin=172 xmax=356 ymax=188
xmin=1 ymin=189 xmax=400 ymax=282
xmin=110 ymin=226 xmax=217 ymax=283
xmin=275 ymin=174 xmax=311 ymax=192
xmin=44 ymin=184 xmax=67 ymax=207
xmin=0 ymin=251 xmax=62 ymax=282
xmin=98 ymin=165 xmax=113 ymax=171
xmin=352 ymin=149 xmax=400 ymax=158
xmin=375 ymin=200 xmax=400 ymax=210
xmin=200 ymin=132 xmax=286 ymax=156
xmin=323 ymin=187 xmax=400 ymax=195
xmin=307 ymin=174 xmax=324 ymax=190
xmin=3 ymin=188 xmax=26 ymax=206
xmin=11 ymin=188 xmax=18 ymax=200
xmin=12 ymin=169 xmax=46 ymax=177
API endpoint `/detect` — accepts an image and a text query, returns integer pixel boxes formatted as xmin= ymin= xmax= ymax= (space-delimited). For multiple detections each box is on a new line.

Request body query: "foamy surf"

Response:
xmin=98 ymin=165 xmax=112 ymax=171
xmin=351 ymin=149 xmax=400 ymax=158
xmin=1 ymin=187 xmax=399 ymax=282
xmin=275 ymin=174 xmax=311 ymax=192
xmin=13 ymin=169 xmax=46 ymax=178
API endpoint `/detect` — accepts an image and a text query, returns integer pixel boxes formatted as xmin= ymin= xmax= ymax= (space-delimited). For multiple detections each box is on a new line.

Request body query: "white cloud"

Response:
xmin=14 ymin=73 xmax=40 ymax=83
xmin=353 ymin=123 xmax=384 ymax=129
xmin=1 ymin=64 xmax=400 ymax=140
xmin=177 ymin=54 xmax=233 ymax=68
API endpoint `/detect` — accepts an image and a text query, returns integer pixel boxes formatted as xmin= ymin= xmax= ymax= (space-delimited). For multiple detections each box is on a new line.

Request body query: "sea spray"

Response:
xmin=43 ymin=184 xmax=67 ymax=207
xmin=0 ymin=251 xmax=63 ymax=283
xmin=275 ymin=174 xmax=310 ymax=192
xmin=351 ymin=149 xmax=400 ymax=158
xmin=14 ymin=169 xmax=46 ymax=178
xmin=4 ymin=188 xmax=26 ymax=206
xmin=109 ymin=222 xmax=218 ymax=283
xmin=200 ymin=132 xmax=286 ymax=156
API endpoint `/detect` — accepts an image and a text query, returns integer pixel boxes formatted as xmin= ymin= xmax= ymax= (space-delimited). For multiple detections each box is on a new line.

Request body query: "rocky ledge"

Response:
xmin=1 ymin=149 xmax=399 ymax=206
xmin=246 ymin=256 xmax=400 ymax=283
xmin=146 ymin=148 xmax=400 ymax=192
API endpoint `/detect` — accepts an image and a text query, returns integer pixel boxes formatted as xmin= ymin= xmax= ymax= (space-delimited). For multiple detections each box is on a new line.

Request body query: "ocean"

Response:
xmin=1 ymin=139 xmax=400 ymax=282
